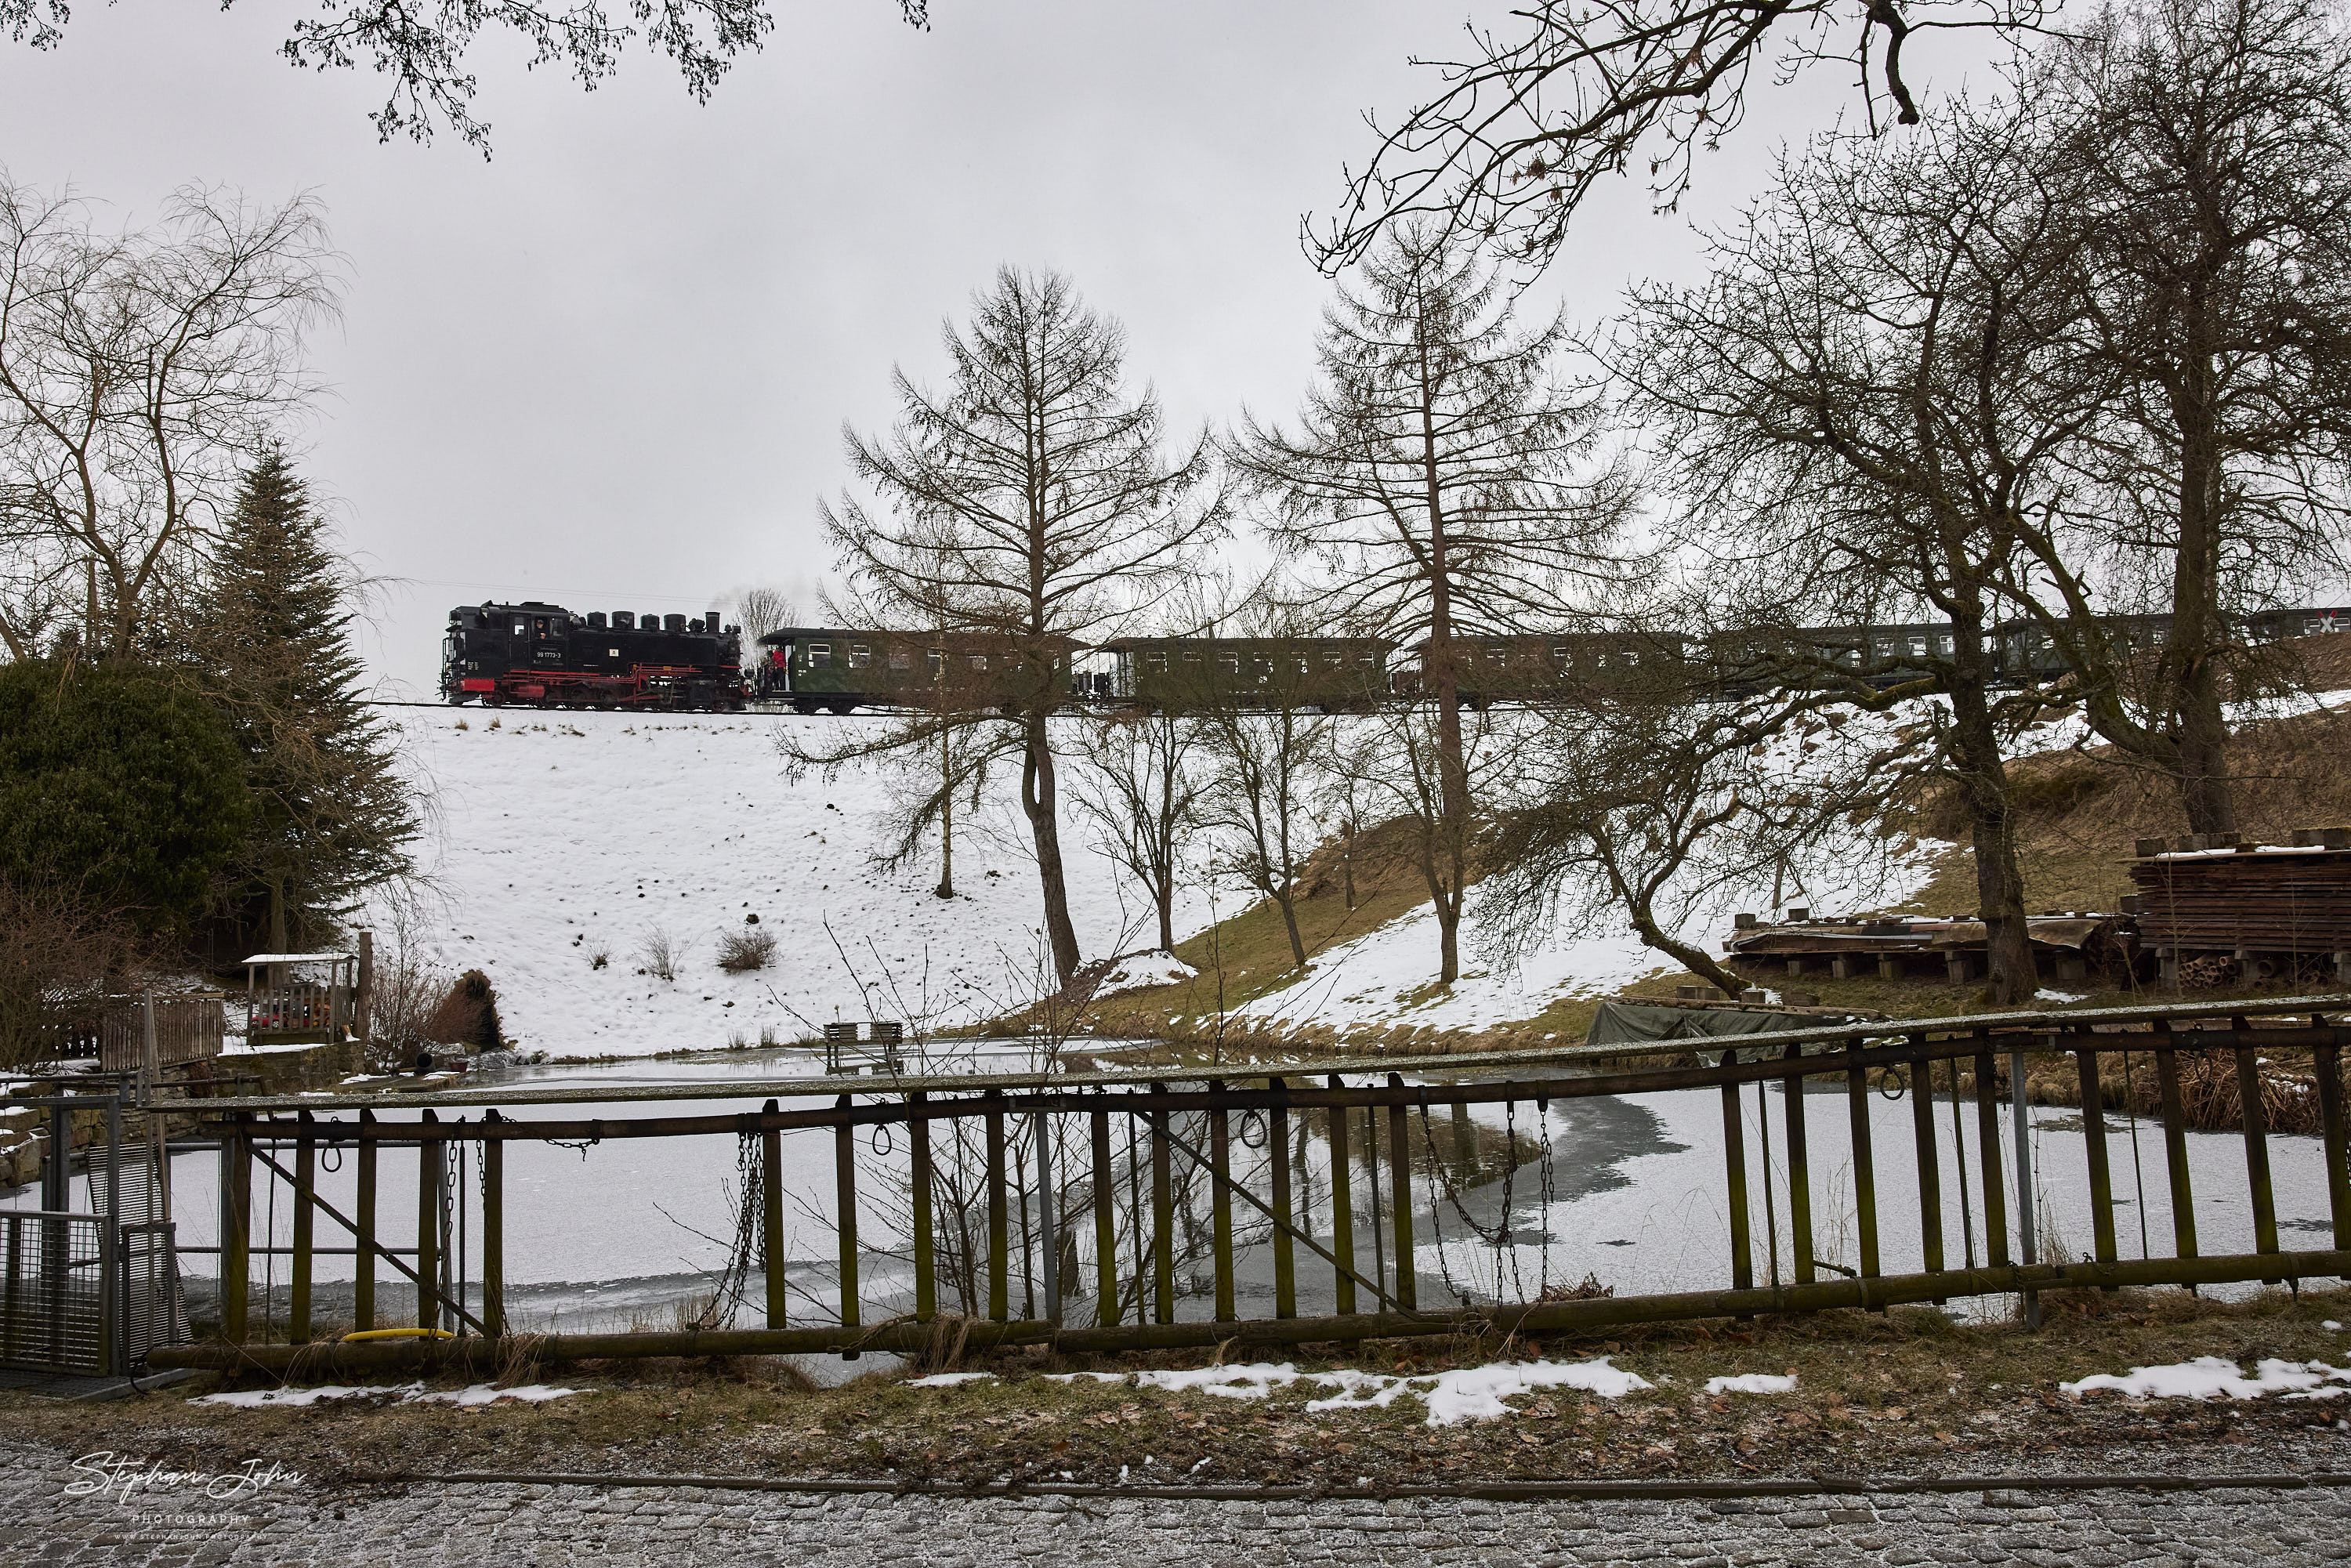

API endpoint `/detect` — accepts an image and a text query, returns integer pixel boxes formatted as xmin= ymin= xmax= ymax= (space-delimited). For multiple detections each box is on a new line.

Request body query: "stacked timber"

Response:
xmin=2127 ymin=831 xmax=2351 ymax=983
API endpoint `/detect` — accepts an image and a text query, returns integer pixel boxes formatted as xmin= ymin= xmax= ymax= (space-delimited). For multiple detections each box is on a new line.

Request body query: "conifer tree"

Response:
xmin=189 ymin=451 xmax=418 ymax=952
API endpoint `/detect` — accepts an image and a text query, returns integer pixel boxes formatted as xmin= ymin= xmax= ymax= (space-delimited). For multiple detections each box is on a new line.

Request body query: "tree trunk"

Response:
xmin=1422 ymin=385 xmax=1467 ymax=987
xmin=1155 ymin=882 xmax=1176 ymax=954
xmin=935 ymin=725 xmax=956 ymax=899
xmin=1340 ymin=817 xmax=1357 ymax=911
xmin=2161 ymin=281 xmax=2237 ymax=835
xmin=1274 ymin=887 xmax=1306 ymax=970
xmin=1020 ymin=711 xmax=1081 ymax=985
xmin=1947 ymin=626 xmax=2036 ymax=1005
xmin=2169 ymin=404 xmax=2236 ymax=834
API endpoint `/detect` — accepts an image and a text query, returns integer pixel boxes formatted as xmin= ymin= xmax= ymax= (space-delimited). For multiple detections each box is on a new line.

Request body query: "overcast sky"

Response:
xmin=0 ymin=2 xmax=1917 ymax=694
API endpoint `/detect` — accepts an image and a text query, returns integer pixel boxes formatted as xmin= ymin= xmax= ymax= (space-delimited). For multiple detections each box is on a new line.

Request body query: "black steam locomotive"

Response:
xmin=441 ymin=602 xmax=747 ymax=710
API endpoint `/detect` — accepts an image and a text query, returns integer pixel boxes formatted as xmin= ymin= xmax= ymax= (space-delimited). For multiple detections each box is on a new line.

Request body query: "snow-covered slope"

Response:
xmin=379 ymin=712 xmax=1208 ymax=1056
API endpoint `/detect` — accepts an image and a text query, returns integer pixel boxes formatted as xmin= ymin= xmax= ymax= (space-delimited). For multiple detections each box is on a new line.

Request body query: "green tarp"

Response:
xmin=1581 ymin=1001 xmax=1796 ymax=1048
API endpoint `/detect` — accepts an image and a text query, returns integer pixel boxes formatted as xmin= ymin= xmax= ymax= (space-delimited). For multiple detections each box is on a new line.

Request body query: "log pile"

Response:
xmin=2127 ymin=831 xmax=2351 ymax=980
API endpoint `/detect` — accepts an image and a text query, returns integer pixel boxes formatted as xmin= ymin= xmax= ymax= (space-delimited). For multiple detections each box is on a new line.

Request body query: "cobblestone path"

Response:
xmin=4 ymin=1442 xmax=2346 ymax=1565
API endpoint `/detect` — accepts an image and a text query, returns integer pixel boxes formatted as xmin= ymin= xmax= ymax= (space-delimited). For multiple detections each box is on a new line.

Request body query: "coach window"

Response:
xmin=926 ymin=650 xmax=944 ymax=676
xmin=809 ymin=643 xmax=831 ymax=668
xmin=850 ymin=644 xmax=871 ymax=668
xmin=1182 ymin=650 xmax=1202 ymax=664
xmin=1217 ymin=654 xmax=1240 ymax=674
xmin=969 ymin=654 xmax=988 ymax=670
xmin=889 ymin=647 xmax=912 ymax=670
xmin=1147 ymin=651 xmax=1168 ymax=672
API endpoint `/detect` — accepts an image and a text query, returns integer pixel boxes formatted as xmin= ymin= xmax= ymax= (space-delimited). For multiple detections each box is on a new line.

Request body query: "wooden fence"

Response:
xmin=149 ymin=994 xmax=2351 ymax=1374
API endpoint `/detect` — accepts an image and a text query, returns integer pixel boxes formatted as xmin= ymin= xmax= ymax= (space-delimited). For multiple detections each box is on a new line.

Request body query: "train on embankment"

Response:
xmin=440 ymin=599 xmax=2351 ymax=715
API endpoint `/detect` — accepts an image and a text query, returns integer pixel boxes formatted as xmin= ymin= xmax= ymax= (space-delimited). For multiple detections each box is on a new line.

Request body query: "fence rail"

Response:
xmin=150 ymin=994 xmax=2351 ymax=1374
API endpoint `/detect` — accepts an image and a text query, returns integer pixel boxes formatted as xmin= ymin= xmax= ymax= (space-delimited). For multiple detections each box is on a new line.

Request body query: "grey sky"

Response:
xmin=0 ymin=2 xmax=1882 ymax=694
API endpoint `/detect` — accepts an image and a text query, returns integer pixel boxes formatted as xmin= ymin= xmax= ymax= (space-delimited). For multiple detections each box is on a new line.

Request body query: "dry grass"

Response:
xmin=13 ymin=1287 xmax=2346 ymax=1487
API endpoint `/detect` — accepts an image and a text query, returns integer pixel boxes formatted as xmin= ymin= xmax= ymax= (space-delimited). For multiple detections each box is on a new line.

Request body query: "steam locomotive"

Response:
xmin=441 ymin=602 xmax=748 ymax=710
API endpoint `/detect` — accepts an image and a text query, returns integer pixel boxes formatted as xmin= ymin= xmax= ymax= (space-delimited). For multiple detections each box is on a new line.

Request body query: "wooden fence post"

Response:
xmin=1149 ymin=1085 xmax=1175 ymax=1325
xmin=986 ymin=1093 xmax=1009 ymax=1324
xmin=1720 ymin=1048 xmax=1753 ymax=1295
xmin=1269 ymin=1082 xmax=1295 ymax=1320
xmin=354 ymin=1110 xmax=376 ymax=1331
xmin=1208 ymin=1089 xmax=1235 ymax=1323
xmin=416 ymin=1110 xmax=440 ymax=1331
xmin=1783 ymin=1041 xmax=1813 ymax=1285
xmin=1845 ymin=1060 xmax=1881 ymax=1294
xmin=1386 ymin=1075 xmax=1415 ymax=1313
xmin=909 ymin=1093 xmax=933 ymax=1324
xmin=1090 ymin=1103 xmax=1117 ymax=1327
xmin=834 ymin=1095 xmax=860 ymax=1332
xmin=2074 ymin=1042 xmax=2119 ymax=1270
xmin=1326 ymin=1079 xmax=1355 ymax=1316
xmin=482 ymin=1110 xmax=505 ymax=1339
xmin=763 ymin=1099 xmax=788 ymax=1328
xmin=291 ymin=1112 xmax=315 ymax=1342
xmin=1972 ymin=1046 xmax=2009 ymax=1268
xmin=1909 ymin=1038 xmax=1943 ymax=1277
xmin=220 ymin=1116 xmax=251 ymax=1345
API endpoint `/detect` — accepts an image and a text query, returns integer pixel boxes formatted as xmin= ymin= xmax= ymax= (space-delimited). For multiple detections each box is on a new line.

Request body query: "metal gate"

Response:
xmin=0 ymin=1091 xmax=186 ymax=1376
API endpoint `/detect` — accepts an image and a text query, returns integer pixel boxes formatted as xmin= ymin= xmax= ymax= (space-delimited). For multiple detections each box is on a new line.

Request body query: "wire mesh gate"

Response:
xmin=0 ymin=1091 xmax=187 ymax=1376
xmin=172 ymin=994 xmax=2351 ymax=1367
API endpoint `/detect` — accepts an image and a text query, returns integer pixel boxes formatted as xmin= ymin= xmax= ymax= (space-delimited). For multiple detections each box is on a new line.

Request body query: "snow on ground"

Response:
xmin=2060 ymin=1358 xmax=2351 ymax=1402
xmin=379 ymin=712 xmax=1215 ymax=1056
xmin=1092 ymin=950 xmax=1198 ymax=997
xmin=930 ymin=1358 xmax=1656 ymax=1425
xmin=194 ymin=1382 xmax=586 ymax=1408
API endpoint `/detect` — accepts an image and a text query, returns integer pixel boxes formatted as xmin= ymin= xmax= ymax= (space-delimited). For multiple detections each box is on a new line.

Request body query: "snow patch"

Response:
xmin=1134 ymin=1363 xmax=1304 ymax=1399
xmin=1704 ymin=1373 xmax=1798 ymax=1396
xmin=1306 ymin=1358 xmax=1654 ymax=1425
xmin=194 ymin=1382 xmax=585 ymax=1408
xmin=1092 ymin=950 xmax=1199 ymax=997
xmin=2060 ymin=1357 xmax=2351 ymax=1401
xmin=904 ymin=1371 xmax=998 ymax=1388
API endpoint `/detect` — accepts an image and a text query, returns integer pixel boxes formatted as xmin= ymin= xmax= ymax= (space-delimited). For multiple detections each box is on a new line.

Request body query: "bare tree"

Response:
xmin=1194 ymin=610 xmax=1332 ymax=972
xmin=2 ymin=1 xmax=935 ymax=153
xmin=1615 ymin=102 xmax=2096 ymax=1002
xmin=0 ymin=176 xmax=339 ymax=662
xmin=1308 ymin=0 xmax=2063 ymax=276
xmin=2005 ymin=0 xmax=2351 ymax=835
xmin=730 ymin=585 xmax=799 ymax=642
xmin=1232 ymin=226 xmax=1629 ymax=983
xmin=819 ymin=268 xmax=1223 ymax=984
xmin=1073 ymin=710 xmax=1201 ymax=954
xmin=1480 ymin=647 xmax=1896 ymax=997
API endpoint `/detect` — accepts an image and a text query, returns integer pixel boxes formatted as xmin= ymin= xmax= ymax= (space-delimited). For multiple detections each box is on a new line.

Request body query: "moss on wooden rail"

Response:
xmin=148 ymin=1246 xmax=2351 ymax=1375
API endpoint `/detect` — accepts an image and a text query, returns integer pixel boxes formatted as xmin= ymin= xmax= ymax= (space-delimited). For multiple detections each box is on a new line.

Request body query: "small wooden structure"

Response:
xmin=2129 ymin=831 xmax=2351 ymax=987
xmin=240 ymin=952 xmax=359 ymax=1046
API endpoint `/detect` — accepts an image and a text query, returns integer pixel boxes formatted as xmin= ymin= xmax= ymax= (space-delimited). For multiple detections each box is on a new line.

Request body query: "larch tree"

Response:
xmin=183 ymin=451 xmax=419 ymax=956
xmin=1231 ymin=227 xmax=1629 ymax=984
xmin=819 ymin=268 xmax=1222 ymax=986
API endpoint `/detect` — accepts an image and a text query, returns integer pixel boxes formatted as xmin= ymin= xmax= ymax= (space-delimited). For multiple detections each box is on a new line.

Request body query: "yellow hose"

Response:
xmin=339 ymin=1327 xmax=456 ymax=1342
